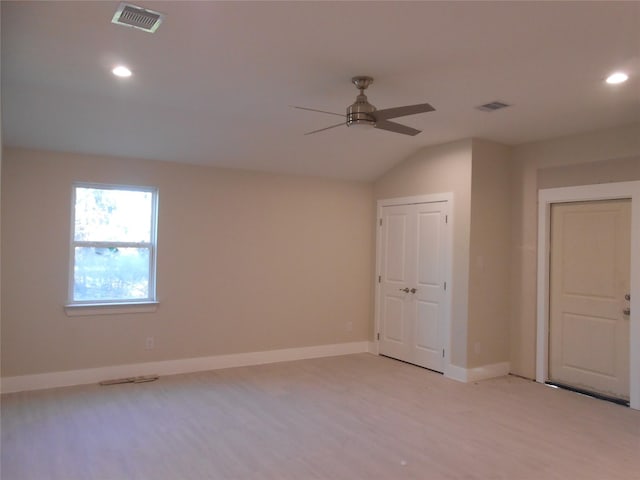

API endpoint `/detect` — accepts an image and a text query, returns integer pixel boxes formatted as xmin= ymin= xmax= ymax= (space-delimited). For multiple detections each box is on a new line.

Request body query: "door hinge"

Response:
xmin=377 ymin=333 xmax=380 ymax=340
xmin=444 ymin=281 xmax=447 ymax=291
xmin=378 ymin=275 xmax=381 ymax=283
xmin=442 ymin=349 xmax=445 ymax=358
xmin=379 ymin=218 xmax=382 ymax=226
xmin=445 ymin=215 xmax=448 ymax=224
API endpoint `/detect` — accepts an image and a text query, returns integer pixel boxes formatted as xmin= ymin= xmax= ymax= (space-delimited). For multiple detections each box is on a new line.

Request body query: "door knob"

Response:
xmin=625 ymin=293 xmax=631 ymax=301
xmin=399 ymin=287 xmax=410 ymax=293
xmin=410 ymin=288 xmax=417 ymax=294
xmin=623 ymin=308 xmax=631 ymax=316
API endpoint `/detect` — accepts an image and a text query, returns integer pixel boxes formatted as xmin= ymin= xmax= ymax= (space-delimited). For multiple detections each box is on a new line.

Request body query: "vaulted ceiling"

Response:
xmin=2 ymin=1 xmax=639 ymax=180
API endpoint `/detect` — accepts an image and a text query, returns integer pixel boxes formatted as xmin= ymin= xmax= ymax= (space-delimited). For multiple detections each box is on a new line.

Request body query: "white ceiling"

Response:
xmin=2 ymin=1 xmax=639 ymax=181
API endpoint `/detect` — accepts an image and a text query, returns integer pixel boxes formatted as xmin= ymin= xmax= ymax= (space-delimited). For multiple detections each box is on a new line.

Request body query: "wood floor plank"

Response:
xmin=2 ymin=353 xmax=639 ymax=479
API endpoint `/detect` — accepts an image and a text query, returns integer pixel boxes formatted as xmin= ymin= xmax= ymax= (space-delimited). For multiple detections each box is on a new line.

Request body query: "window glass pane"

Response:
xmin=73 ymin=247 xmax=150 ymax=301
xmin=74 ymin=187 xmax=152 ymax=242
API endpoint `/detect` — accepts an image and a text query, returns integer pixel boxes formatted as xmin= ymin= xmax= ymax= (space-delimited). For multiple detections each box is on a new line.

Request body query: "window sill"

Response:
xmin=64 ymin=302 xmax=159 ymax=317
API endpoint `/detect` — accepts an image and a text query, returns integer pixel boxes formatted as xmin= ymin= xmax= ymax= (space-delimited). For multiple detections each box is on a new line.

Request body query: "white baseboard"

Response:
xmin=1 ymin=341 xmax=370 ymax=394
xmin=445 ymin=361 xmax=511 ymax=383
xmin=444 ymin=364 xmax=469 ymax=382
xmin=368 ymin=341 xmax=378 ymax=354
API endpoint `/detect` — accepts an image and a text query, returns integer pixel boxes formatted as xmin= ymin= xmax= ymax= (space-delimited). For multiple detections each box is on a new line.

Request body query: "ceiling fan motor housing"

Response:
xmin=346 ymin=93 xmax=376 ymax=127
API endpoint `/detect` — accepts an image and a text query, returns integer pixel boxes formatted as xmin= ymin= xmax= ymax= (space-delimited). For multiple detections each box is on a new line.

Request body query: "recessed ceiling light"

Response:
xmin=112 ymin=65 xmax=132 ymax=78
xmin=606 ymin=72 xmax=628 ymax=84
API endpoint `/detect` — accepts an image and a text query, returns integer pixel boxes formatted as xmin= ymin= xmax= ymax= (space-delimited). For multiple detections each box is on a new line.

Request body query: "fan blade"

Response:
xmin=292 ymin=106 xmax=346 ymax=118
xmin=304 ymin=122 xmax=346 ymax=135
xmin=374 ymin=119 xmax=421 ymax=136
xmin=374 ymin=103 xmax=435 ymax=121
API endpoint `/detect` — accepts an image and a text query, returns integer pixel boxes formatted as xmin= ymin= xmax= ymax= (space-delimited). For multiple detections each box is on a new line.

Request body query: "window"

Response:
xmin=69 ymin=183 xmax=158 ymax=306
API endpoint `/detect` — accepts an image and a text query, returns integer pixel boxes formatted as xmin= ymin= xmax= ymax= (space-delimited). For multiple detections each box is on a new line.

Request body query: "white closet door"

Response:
xmin=379 ymin=201 xmax=448 ymax=372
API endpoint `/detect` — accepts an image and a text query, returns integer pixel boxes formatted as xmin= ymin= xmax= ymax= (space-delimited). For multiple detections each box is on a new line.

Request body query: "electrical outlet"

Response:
xmin=145 ymin=336 xmax=155 ymax=350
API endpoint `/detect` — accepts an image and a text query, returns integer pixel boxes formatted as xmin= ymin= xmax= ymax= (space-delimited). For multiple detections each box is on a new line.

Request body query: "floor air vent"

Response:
xmin=112 ymin=3 xmax=164 ymax=33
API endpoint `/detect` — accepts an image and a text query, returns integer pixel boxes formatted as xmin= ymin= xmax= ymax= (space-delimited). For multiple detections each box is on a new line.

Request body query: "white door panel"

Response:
xmin=385 ymin=212 xmax=410 ymax=283
xmin=549 ymin=199 xmax=631 ymax=400
xmin=414 ymin=300 xmax=441 ymax=363
xmin=383 ymin=295 xmax=405 ymax=343
xmin=561 ymin=313 xmax=617 ymax=376
xmin=379 ymin=201 xmax=449 ymax=372
xmin=417 ymin=210 xmax=441 ymax=287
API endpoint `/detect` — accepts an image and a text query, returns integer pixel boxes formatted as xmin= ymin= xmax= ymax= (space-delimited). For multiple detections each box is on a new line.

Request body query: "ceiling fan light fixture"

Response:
xmin=347 ymin=121 xmax=376 ymax=129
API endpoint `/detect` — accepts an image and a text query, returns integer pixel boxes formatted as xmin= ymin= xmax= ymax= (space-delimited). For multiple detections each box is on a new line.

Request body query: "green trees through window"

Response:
xmin=70 ymin=185 xmax=157 ymax=304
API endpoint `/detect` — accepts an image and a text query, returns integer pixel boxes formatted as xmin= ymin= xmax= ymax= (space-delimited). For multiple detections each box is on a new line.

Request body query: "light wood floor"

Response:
xmin=2 ymin=353 xmax=639 ymax=479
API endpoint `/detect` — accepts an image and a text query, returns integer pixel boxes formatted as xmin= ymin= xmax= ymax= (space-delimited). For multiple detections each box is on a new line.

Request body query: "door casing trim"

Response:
xmin=537 ymin=181 xmax=640 ymax=410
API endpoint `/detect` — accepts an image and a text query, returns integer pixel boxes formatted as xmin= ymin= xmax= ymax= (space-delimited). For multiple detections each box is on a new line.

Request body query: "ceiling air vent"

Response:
xmin=476 ymin=101 xmax=511 ymax=112
xmin=112 ymin=3 xmax=164 ymax=33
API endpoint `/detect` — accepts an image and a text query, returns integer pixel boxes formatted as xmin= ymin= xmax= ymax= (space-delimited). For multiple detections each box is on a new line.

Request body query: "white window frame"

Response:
xmin=66 ymin=182 xmax=159 ymax=313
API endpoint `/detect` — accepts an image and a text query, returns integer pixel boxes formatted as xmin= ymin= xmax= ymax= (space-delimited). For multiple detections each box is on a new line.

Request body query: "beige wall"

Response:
xmin=5 ymin=121 xmax=637 ymax=380
xmin=467 ymin=139 xmax=512 ymax=368
xmin=510 ymin=123 xmax=640 ymax=378
xmin=1 ymin=148 xmax=374 ymax=377
xmin=373 ymin=139 xmax=473 ymax=367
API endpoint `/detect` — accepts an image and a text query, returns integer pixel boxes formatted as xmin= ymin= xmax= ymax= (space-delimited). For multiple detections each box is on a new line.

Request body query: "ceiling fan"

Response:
xmin=294 ymin=76 xmax=435 ymax=136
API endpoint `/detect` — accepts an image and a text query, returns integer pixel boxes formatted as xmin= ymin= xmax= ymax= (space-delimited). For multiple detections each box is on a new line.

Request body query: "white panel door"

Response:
xmin=412 ymin=203 xmax=447 ymax=370
xmin=549 ymin=199 xmax=631 ymax=400
xmin=379 ymin=201 xmax=448 ymax=372
xmin=379 ymin=205 xmax=414 ymax=362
